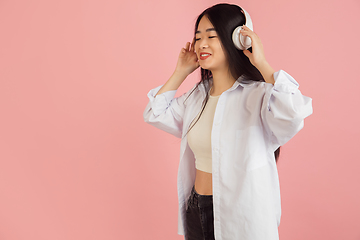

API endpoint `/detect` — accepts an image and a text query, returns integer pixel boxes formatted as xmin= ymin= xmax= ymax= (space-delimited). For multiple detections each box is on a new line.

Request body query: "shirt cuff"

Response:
xmin=273 ymin=70 xmax=299 ymax=94
xmin=147 ymin=85 xmax=177 ymax=116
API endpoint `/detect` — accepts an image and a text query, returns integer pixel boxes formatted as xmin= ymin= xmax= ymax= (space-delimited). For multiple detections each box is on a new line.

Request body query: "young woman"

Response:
xmin=143 ymin=3 xmax=312 ymax=240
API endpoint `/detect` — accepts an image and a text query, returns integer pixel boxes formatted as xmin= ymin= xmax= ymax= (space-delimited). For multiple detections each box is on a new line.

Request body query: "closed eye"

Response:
xmin=194 ymin=36 xmax=217 ymax=42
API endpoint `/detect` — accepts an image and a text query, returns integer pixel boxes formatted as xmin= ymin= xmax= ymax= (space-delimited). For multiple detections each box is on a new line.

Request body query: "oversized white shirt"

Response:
xmin=143 ymin=70 xmax=313 ymax=240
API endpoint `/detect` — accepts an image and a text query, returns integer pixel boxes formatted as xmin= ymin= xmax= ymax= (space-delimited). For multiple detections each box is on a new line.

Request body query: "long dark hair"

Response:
xmin=183 ymin=3 xmax=280 ymax=162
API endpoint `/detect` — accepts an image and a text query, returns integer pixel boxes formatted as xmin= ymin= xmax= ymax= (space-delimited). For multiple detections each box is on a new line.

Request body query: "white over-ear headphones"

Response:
xmin=232 ymin=7 xmax=253 ymax=50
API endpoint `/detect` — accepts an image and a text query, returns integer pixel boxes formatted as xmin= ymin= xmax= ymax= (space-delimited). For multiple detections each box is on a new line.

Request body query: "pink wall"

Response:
xmin=0 ymin=0 xmax=359 ymax=239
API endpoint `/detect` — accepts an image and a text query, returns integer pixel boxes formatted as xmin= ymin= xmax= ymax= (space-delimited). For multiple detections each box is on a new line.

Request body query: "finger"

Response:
xmin=185 ymin=42 xmax=190 ymax=51
xmin=190 ymin=38 xmax=195 ymax=52
xmin=240 ymin=26 xmax=252 ymax=35
xmin=241 ymin=25 xmax=256 ymax=36
xmin=240 ymin=28 xmax=258 ymax=43
xmin=243 ymin=49 xmax=251 ymax=58
xmin=242 ymin=25 xmax=251 ymax=31
xmin=239 ymin=30 xmax=252 ymax=40
xmin=240 ymin=28 xmax=249 ymax=36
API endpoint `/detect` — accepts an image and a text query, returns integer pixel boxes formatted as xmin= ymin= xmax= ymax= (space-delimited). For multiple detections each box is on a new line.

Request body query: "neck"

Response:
xmin=210 ymin=68 xmax=236 ymax=96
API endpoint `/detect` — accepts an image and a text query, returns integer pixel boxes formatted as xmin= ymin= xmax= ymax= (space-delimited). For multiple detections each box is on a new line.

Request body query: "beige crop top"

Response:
xmin=187 ymin=92 xmax=220 ymax=173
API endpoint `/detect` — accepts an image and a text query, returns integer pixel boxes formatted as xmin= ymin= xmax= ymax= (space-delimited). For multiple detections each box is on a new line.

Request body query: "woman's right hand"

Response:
xmin=174 ymin=39 xmax=200 ymax=77
xmin=154 ymin=40 xmax=199 ymax=97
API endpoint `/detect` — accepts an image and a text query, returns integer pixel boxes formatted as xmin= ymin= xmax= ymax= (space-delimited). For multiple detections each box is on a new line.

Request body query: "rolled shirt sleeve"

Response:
xmin=147 ymin=85 xmax=177 ymax=116
xmin=143 ymin=84 xmax=193 ymax=138
xmin=261 ymin=70 xmax=313 ymax=147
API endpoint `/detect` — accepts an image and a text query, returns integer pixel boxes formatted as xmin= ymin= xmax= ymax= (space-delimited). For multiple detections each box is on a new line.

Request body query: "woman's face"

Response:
xmin=194 ymin=16 xmax=228 ymax=72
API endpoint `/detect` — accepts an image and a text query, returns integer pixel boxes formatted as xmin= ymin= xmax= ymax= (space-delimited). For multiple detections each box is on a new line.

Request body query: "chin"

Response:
xmin=199 ymin=64 xmax=212 ymax=70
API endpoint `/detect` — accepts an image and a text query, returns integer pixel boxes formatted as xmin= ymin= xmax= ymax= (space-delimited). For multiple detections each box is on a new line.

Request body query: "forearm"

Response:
xmin=255 ymin=61 xmax=276 ymax=85
xmin=155 ymin=71 xmax=188 ymax=97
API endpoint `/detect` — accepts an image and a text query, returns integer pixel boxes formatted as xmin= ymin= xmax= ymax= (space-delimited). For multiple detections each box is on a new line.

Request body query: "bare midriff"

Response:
xmin=194 ymin=169 xmax=213 ymax=195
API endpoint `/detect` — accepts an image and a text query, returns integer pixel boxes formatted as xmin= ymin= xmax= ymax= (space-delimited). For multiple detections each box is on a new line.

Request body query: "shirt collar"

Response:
xmin=223 ymin=76 xmax=259 ymax=92
xmin=198 ymin=76 xmax=259 ymax=94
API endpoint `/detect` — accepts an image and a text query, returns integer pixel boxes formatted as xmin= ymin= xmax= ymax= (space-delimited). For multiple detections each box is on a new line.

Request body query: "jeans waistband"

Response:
xmin=189 ymin=185 xmax=213 ymax=209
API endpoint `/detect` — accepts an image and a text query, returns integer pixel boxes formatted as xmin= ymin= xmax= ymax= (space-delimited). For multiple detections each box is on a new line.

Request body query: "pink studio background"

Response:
xmin=0 ymin=0 xmax=359 ymax=239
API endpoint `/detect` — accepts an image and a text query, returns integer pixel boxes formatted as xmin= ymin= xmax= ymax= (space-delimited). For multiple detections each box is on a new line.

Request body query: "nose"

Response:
xmin=199 ymin=38 xmax=209 ymax=49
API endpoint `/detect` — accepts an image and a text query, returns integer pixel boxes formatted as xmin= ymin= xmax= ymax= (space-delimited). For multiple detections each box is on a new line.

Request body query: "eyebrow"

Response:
xmin=195 ymin=28 xmax=216 ymax=34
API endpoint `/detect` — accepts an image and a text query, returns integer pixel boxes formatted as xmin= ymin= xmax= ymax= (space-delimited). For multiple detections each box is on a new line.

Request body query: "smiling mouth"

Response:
xmin=200 ymin=53 xmax=211 ymax=60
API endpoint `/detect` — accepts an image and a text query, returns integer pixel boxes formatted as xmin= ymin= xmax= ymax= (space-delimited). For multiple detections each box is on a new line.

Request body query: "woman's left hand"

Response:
xmin=240 ymin=25 xmax=268 ymax=68
xmin=240 ymin=25 xmax=276 ymax=84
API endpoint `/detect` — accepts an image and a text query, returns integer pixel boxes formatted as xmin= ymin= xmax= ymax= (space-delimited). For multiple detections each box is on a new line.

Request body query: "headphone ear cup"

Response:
xmin=232 ymin=26 xmax=244 ymax=50
xmin=232 ymin=26 xmax=252 ymax=50
xmin=232 ymin=7 xmax=253 ymax=50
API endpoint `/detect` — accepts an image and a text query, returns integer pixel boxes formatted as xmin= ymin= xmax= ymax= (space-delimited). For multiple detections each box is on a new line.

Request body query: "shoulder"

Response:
xmin=236 ymin=79 xmax=268 ymax=94
xmin=232 ymin=80 xmax=272 ymax=106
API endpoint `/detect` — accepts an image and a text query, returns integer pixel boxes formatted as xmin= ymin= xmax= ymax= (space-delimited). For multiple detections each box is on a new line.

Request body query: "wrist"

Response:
xmin=254 ymin=59 xmax=270 ymax=71
xmin=173 ymin=69 xmax=189 ymax=80
xmin=255 ymin=61 xmax=275 ymax=85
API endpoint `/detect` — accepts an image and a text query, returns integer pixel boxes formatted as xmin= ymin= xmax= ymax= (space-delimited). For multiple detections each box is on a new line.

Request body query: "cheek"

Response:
xmin=216 ymin=44 xmax=227 ymax=60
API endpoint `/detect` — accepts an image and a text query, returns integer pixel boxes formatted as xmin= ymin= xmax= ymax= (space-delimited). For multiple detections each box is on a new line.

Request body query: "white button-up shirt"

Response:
xmin=143 ymin=70 xmax=313 ymax=240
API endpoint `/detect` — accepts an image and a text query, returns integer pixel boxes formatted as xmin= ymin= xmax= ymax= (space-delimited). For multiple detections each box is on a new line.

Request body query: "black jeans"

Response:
xmin=185 ymin=185 xmax=215 ymax=240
